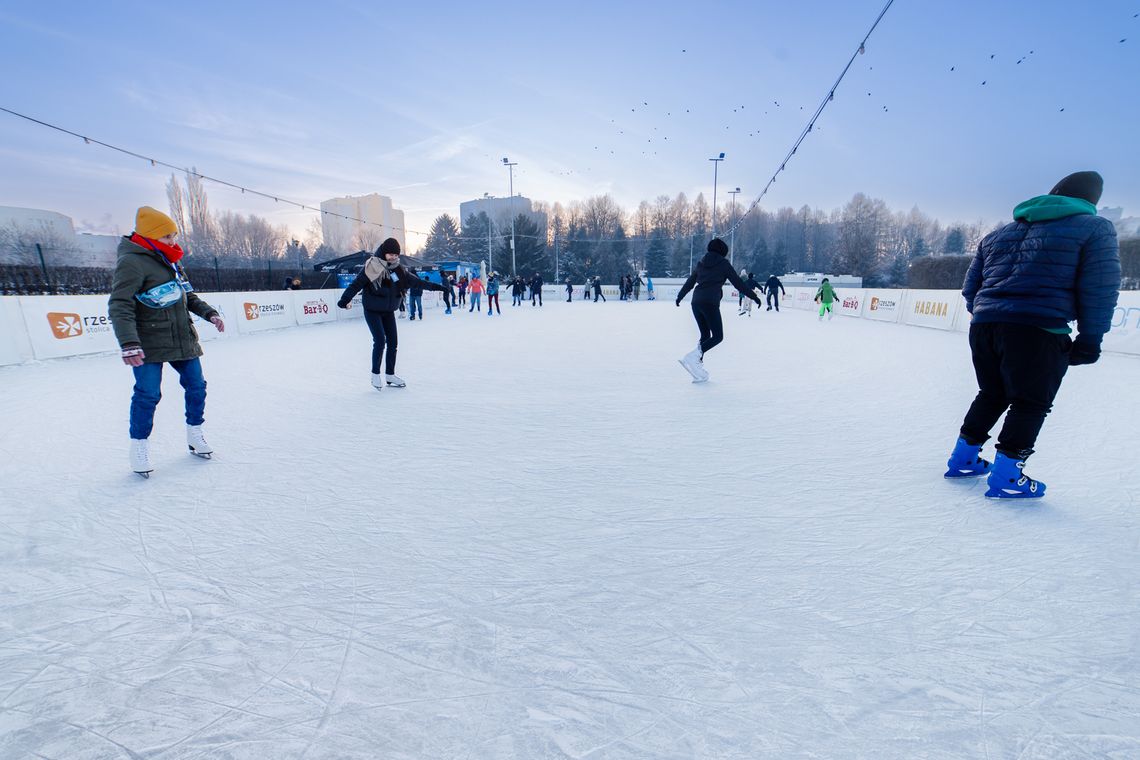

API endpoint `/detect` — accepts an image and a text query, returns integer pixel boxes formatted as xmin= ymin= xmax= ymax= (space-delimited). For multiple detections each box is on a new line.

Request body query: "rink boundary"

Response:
xmin=1 ymin=287 xmax=1137 ymax=366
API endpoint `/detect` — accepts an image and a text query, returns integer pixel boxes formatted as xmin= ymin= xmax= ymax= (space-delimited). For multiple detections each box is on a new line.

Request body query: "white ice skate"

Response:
xmin=187 ymin=425 xmax=213 ymax=458
xmin=678 ymin=348 xmax=709 ymax=383
xmin=371 ymin=373 xmax=383 ymax=391
xmin=385 ymin=374 xmax=406 ymax=388
xmin=130 ymin=438 xmax=153 ymax=478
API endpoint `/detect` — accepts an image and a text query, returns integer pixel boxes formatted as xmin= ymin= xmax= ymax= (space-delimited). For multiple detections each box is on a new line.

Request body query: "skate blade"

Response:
xmin=984 ymin=487 xmax=1044 ymax=499
xmin=134 ymin=470 xmax=152 ymax=479
xmin=188 ymin=447 xmax=212 ymax=459
xmin=944 ymin=468 xmax=989 ymax=479
xmin=677 ymin=358 xmax=700 ymax=380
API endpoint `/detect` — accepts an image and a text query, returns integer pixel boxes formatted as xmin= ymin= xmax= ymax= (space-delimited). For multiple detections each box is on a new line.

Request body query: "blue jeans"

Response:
xmin=469 ymin=293 xmax=482 ymax=312
xmin=130 ymin=358 xmax=206 ymax=439
xmin=408 ymin=293 xmax=423 ymax=319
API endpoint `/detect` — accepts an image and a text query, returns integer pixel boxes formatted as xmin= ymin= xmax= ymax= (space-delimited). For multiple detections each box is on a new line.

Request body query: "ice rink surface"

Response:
xmin=1 ymin=298 xmax=1137 ymax=759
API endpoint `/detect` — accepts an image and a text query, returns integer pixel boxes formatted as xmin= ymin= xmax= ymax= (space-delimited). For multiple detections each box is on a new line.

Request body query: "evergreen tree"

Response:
xmin=461 ymin=212 xmax=493 ymax=267
xmin=422 ymin=214 xmax=462 ymax=262
xmin=944 ymin=227 xmax=967 ymax=255
xmin=644 ymin=232 xmax=669 ymax=277
xmin=748 ymin=237 xmax=771 ymax=277
xmin=495 ymin=214 xmax=548 ymax=277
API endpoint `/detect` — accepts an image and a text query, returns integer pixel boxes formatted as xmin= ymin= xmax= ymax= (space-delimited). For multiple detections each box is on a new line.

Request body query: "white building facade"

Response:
xmin=0 ymin=206 xmax=118 ymax=267
xmin=319 ymin=194 xmax=405 ymax=254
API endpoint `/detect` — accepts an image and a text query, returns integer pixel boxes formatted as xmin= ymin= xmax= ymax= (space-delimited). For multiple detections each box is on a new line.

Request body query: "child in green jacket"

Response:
xmin=815 ymin=278 xmax=839 ymax=321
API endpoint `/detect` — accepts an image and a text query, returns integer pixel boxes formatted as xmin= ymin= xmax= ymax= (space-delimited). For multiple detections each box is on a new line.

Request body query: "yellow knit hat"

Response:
xmin=135 ymin=206 xmax=178 ymax=239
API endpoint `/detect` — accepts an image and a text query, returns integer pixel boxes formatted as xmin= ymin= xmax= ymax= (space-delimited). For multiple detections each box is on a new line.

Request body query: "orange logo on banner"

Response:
xmin=244 ymin=303 xmax=259 ymax=320
xmin=870 ymin=297 xmax=880 ymax=311
xmin=47 ymin=312 xmax=83 ymax=339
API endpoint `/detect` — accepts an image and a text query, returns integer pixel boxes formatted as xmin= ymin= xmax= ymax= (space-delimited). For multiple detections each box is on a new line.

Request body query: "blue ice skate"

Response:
xmin=985 ymin=452 xmax=1045 ymax=499
xmin=944 ymin=437 xmax=991 ymax=478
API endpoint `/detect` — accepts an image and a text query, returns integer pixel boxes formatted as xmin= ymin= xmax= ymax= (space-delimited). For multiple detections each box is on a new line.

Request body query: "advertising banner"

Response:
xmin=189 ymin=292 xmax=236 ymax=343
xmin=235 ymin=290 xmax=295 ymax=334
xmin=863 ymin=290 xmax=904 ymax=323
xmin=335 ymin=291 xmax=365 ymax=320
xmin=19 ymin=294 xmax=120 ymax=360
xmin=904 ymin=289 xmax=960 ymax=330
xmin=1103 ymin=290 xmax=1140 ymax=356
xmin=294 ymin=290 xmax=337 ymax=325
xmin=793 ymin=288 xmax=815 ymax=310
xmin=836 ymin=289 xmax=867 ymax=318
xmin=0 ymin=297 xmax=31 ymax=365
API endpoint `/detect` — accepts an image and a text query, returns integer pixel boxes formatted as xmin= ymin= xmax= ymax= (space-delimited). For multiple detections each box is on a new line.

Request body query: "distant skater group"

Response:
xmin=109 ymin=169 xmax=1120 ymax=501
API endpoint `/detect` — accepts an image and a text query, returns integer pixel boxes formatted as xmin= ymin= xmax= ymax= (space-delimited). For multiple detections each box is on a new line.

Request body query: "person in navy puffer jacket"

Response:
xmin=945 ymin=171 xmax=1120 ymax=499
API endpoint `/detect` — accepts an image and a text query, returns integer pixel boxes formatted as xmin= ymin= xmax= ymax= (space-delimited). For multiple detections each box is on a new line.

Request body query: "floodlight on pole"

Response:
xmin=727 ymin=187 xmax=741 ymax=266
xmin=709 ymin=153 xmax=725 ymax=236
xmin=502 ymin=157 xmax=518 ymax=276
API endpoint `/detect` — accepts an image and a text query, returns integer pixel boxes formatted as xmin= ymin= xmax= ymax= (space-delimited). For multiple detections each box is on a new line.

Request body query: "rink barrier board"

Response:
xmin=1 ymin=289 xmax=1138 ymax=365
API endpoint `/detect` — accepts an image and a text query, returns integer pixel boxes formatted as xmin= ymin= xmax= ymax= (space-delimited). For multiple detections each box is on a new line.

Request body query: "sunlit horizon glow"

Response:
xmin=0 ymin=1 xmax=1136 ymax=248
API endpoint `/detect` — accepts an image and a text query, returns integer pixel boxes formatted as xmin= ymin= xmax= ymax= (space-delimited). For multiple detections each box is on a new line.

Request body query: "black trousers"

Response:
xmin=364 ymin=309 xmax=398 ymax=375
xmin=488 ymin=293 xmax=500 ymax=313
xmin=767 ymin=291 xmax=780 ymax=310
xmin=532 ymin=289 xmax=542 ymax=305
xmin=691 ymin=301 xmax=725 ymax=354
xmin=959 ymin=322 xmax=1071 ymax=458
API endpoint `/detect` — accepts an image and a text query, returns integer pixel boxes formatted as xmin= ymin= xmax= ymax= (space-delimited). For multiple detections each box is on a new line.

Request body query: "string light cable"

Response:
xmin=722 ymin=0 xmax=896 ymax=239
xmin=0 ymin=104 xmax=452 ymax=242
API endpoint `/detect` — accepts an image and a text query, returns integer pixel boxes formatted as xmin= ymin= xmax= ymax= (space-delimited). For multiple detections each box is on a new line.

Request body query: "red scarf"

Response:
xmin=131 ymin=232 xmax=185 ymax=264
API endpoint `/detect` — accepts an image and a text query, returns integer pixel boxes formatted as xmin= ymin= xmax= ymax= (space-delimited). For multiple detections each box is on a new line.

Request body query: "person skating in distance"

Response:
xmin=675 ymin=237 xmax=763 ymax=382
xmin=337 ymin=238 xmax=449 ymax=390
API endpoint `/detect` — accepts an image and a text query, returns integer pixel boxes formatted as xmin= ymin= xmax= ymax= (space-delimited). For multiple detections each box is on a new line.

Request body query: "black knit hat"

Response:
xmin=378 ymin=238 xmax=401 ymax=256
xmin=707 ymin=237 xmax=729 ymax=256
xmin=1049 ymin=171 xmax=1103 ymax=205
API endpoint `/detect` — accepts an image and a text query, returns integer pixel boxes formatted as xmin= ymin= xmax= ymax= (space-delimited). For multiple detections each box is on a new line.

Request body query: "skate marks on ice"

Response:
xmin=0 ymin=304 xmax=1138 ymax=757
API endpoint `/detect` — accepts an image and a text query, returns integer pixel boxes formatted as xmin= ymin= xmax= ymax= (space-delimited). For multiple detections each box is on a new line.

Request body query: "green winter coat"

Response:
xmin=107 ymin=237 xmax=218 ymax=363
xmin=815 ymin=281 xmax=838 ymax=304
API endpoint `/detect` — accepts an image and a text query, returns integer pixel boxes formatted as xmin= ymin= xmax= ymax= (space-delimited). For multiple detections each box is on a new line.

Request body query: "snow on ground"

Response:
xmin=0 ymin=297 xmax=1137 ymax=759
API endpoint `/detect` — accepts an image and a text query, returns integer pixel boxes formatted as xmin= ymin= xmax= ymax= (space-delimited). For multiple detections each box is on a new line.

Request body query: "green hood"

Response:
xmin=1013 ymin=195 xmax=1097 ymax=223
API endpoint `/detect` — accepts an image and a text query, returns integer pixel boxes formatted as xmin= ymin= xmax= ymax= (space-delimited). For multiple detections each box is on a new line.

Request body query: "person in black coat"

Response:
xmin=530 ymin=272 xmax=544 ymax=306
xmin=764 ymin=274 xmax=785 ymax=311
xmin=592 ymin=277 xmax=606 ymax=302
xmin=675 ymin=238 xmax=762 ymax=381
xmin=337 ymin=238 xmax=448 ymax=390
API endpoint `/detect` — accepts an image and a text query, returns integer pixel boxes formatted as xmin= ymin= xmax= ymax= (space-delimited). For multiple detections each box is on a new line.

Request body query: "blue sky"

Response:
xmin=0 ymin=0 xmax=1136 ymax=247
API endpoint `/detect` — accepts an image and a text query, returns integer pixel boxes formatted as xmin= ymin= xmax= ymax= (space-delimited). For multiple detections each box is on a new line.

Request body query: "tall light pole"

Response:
xmin=727 ymin=187 xmax=741 ymax=266
xmin=483 ymin=192 xmax=494 ymax=273
xmin=708 ymin=152 xmax=725 ymax=236
xmin=502 ymin=157 xmax=518 ymax=276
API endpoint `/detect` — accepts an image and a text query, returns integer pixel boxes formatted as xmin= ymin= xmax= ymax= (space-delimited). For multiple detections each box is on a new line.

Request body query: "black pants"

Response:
xmin=364 ymin=309 xmax=398 ymax=375
xmin=691 ymin=301 xmax=724 ymax=354
xmin=594 ymin=290 xmax=606 ymax=302
xmin=767 ymin=291 xmax=780 ymax=310
xmin=960 ymin=323 xmax=1071 ymax=458
xmin=532 ymin=289 xmax=542 ymax=306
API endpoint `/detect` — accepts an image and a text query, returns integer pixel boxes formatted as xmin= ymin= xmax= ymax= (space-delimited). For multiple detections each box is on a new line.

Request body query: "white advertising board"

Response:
xmin=235 ymin=291 xmax=296 ymax=334
xmin=904 ymin=289 xmax=961 ymax=330
xmin=863 ymin=290 xmax=904 ymax=323
xmin=0 ymin=297 xmax=31 ymax=365
xmin=294 ymin=290 xmax=338 ymax=325
xmin=1102 ymin=290 xmax=1140 ymax=356
xmin=189 ymin=292 xmax=236 ymax=343
xmin=19 ymin=294 xmax=120 ymax=360
xmin=335 ymin=292 xmax=365 ymax=320
xmin=836 ymin=289 xmax=867 ymax=318
xmin=792 ymin=288 xmax=815 ymax=311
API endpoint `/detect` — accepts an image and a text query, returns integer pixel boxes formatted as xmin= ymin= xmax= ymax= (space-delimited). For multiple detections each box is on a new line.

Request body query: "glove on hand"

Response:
xmin=1069 ymin=335 xmax=1100 ymax=366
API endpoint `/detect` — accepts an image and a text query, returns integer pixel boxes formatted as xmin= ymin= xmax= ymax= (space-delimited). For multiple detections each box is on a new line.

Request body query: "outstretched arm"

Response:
xmin=726 ymin=265 xmax=763 ymax=305
xmin=337 ymin=272 xmax=367 ymax=307
xmin=675 ymin=270 xmax=698 ymax=304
